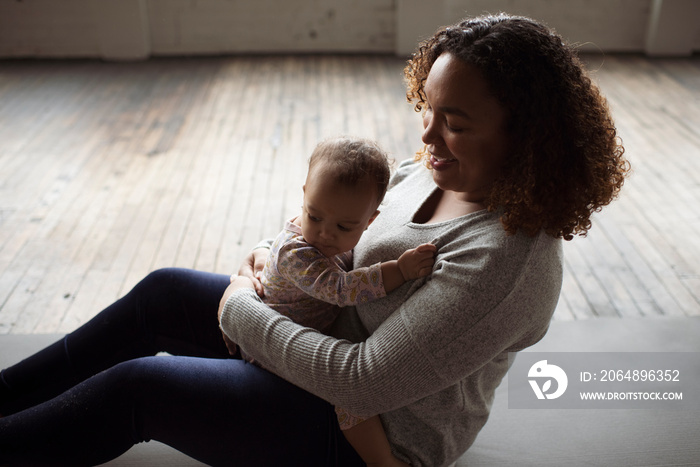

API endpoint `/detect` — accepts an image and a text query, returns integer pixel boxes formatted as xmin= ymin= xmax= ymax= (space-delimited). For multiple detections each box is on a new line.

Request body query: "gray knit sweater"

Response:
xmin=221 ymin=160 xmax=563 ymax=466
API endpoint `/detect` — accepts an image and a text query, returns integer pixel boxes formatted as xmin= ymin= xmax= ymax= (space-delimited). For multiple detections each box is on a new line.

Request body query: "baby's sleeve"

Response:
xmin=334 ymin=406 xmax=368 ymax=431
xmin=276 ymin=241 xmax=387 ymax=307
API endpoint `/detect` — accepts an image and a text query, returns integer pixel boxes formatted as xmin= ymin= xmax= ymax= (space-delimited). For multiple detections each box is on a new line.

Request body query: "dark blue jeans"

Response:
xmin=0 ymin=268 xmax=363 ymax=466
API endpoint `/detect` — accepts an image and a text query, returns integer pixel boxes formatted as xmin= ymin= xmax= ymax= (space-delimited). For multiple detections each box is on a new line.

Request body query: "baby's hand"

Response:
xmin=397 ymin=243 xmax=436 ymax=281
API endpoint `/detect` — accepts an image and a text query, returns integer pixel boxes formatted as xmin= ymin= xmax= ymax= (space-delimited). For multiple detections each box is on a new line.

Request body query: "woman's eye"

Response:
xmin=445 ymin=116 xmax=466 ymax=132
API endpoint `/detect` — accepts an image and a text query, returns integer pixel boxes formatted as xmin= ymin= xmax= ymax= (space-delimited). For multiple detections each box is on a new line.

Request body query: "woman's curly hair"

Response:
xmin=405 ymin=14 xmax=630 ymax=240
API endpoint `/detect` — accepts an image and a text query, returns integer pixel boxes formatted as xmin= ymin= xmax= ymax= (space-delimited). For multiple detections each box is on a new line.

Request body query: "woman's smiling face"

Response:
xmin=421 ymin=53 xmax=510 ymax=204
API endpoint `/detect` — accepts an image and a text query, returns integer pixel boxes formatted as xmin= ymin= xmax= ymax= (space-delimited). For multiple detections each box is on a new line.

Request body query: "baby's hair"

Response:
xmin=308 ymin=136 xmax=391 ymax=205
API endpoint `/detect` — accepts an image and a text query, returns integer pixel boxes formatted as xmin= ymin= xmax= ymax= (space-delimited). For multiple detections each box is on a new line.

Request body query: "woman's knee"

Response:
xmin=127 ymin=268 xmax=198 ymax=320
xmin=135 ymin=268 xmax=188 ymax=294
xmin=134 ymin=268 xmax=228 ymax=303
xmin=97 ymin=357 xmax=180 ymax=413
xmin=107 ymin=356 xmax=167 ymax=389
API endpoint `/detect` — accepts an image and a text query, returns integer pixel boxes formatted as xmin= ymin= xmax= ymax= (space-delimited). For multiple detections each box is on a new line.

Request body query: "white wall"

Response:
xmin=0 ymin=0 xmax=395 ymax=59
xmin=1 ymin=0 xmax=698 ymax=60
xmin=396 ymin=0 xmax=700 ymax=56
xmin=398 ymin=0 xmax=652 ymax=55
xmin=146 ymin=0 xmax=395 ymax=55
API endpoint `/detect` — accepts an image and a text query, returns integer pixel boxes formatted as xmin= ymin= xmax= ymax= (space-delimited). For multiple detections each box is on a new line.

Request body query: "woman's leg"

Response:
xmin=0 ymin=355 xmax=364 ymax=467
xmin=0 ymin=268 xmax=231 ymax=416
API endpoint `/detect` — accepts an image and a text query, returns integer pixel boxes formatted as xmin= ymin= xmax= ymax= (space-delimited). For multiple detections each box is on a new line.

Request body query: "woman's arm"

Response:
xmin=220 ymin=233 xmax=561 ymax=415
xmin=221 ymin=286 xmax=434 ymax=415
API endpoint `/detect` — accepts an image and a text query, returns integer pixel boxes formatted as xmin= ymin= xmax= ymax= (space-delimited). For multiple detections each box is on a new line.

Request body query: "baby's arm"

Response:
xmin=380 ymin=243 xmax=436 ymax=294
xmin=342 ymin=415 xmax=409 ymax=467
xmin=272 ymin=239 xmax=434 ymax=307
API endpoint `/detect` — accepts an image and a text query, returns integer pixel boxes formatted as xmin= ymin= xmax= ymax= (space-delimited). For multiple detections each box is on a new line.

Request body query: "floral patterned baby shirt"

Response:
xmin=260 ymin=218 xmax=385 ymax=333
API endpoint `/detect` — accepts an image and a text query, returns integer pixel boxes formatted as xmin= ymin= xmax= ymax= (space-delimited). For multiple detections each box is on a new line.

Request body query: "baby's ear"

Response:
xmin=367 ymin=210 xmax=380 ymax=227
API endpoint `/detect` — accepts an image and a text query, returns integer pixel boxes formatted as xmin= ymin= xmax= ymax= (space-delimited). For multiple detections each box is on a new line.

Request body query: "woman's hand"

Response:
xmin=237 ymin=248 xmax=270 ymax=297
xmin=218 ymin=248 xmax=269 ymax=355
xmin=217 ymin=274 xmax=256 ymax=355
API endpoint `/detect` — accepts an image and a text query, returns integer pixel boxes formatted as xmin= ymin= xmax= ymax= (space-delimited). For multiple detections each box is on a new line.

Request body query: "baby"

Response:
xmin=244 ymin=136 xmax=435 ymax=466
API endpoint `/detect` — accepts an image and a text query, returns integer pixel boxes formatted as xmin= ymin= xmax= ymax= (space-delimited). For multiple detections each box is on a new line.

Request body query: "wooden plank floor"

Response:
xmin=0 ymin=54 xmax=699 ymax=334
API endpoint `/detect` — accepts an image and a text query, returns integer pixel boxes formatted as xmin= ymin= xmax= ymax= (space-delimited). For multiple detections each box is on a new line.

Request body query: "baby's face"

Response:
xmin=300 ymin=172 xmax=379 ymax=258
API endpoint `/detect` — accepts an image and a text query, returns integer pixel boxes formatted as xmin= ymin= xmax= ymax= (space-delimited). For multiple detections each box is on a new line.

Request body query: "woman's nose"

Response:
xmin=421 ymin=112 xmax=438 ymax=145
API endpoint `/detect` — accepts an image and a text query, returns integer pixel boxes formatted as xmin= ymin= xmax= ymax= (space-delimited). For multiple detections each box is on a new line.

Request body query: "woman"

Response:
xmin=0 ymin=14 xmax=628 ymax=466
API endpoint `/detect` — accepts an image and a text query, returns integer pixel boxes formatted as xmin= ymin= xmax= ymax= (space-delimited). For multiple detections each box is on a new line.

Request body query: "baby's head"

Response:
xmin=300 ymin=137 xmax=391 ymax=257
xmin=307 ymin=137 xmax=391 ymax=205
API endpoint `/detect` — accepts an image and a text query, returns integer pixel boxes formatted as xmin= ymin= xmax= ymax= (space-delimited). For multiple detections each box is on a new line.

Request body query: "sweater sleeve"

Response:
xmin=220 ymin=232 xmax=562 ymax=416
xmin=221 ymin=287 xmax=437 ymax=416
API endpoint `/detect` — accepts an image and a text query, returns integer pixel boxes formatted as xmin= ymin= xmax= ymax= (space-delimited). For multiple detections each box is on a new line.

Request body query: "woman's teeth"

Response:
xmin=431 ymin=154 xmax=456 ymax=162
xmin=430 ymin=154 xmax=457 ymax=170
